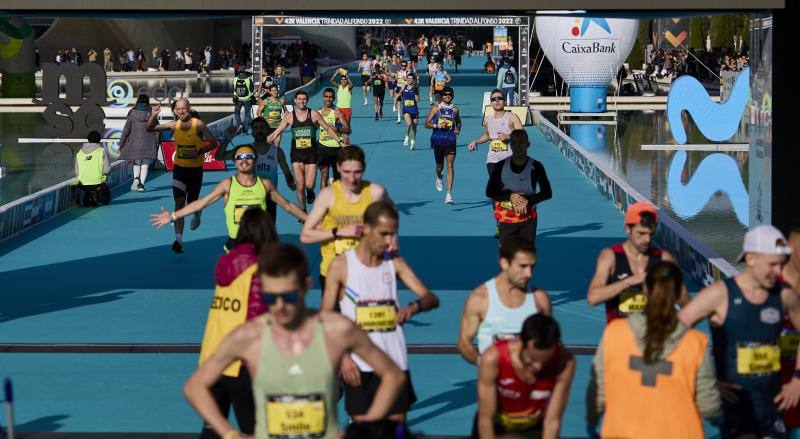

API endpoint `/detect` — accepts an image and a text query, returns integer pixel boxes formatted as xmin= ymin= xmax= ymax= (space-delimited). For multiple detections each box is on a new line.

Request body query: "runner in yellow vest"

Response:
xmin=318 ymin=87 xmax=351 ymax=189
xmin=147 ymin=98 xmax=219 ymax=253
xmin=300 ymin=145 xmax=392 ymax=292
xmin=149 ymin=145 xmax=307 ymax=251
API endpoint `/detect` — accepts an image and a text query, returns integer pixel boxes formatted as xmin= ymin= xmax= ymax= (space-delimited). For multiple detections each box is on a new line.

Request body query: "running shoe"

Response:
xmin=171 ymin=240 xmax=184 ymax=254
xmin=375 ymin=115 xmax=379 ymax=121
xmin=137 ymin=183 xmax=146 ymax=192
xmin=403 ymin=136 xmax=409 ymax=146
xmin=131 ymin=178 xmax=140 ymax=191
xmin=435 ymin=176 xmax=443 ymax=192
xmin=410 ymin=139 xmax=415 ymax=151
xmin=445 ymin=192 xmax=454 ymax=204
xmin=306 ymin=188 xmax=316 ymax=204
xmin=397 ymin=117 xmax=401 ymax=125
xmin=189 ymin=213 xmax=201 ymax=230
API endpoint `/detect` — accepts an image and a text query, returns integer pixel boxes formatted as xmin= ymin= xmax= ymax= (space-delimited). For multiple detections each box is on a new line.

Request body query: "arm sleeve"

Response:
xmin=485 ymin=160 xmax=512 ymax=201
xmin=695 ymin=345 xmax=722 ymax=419
xmin=527 ymin=160 xmax=553 ymax=205
xmin=118 ymin=119 xmax=132 ymax=149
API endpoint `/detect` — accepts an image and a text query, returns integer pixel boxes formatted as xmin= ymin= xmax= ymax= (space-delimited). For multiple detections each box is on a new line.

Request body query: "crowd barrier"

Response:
xmin=531 ymin=111 xmax=739 ymax=286
xmin=0 ymin=159 xmax=133 ymax=242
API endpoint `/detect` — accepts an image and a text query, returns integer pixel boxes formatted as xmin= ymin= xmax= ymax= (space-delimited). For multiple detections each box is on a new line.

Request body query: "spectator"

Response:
xmin=299 ymin=57 xmax=316 ymax=85
xmin=34 ymin=47 xmax=40 ymax=71
xmin=118 ymin=94 xmax=159 ymax=192
xmin=273 ymin=65 xmax=287 ymax=98
xmin=88 ymin=49 xmax=97 ymax=65
xmin=496 ymin=57 xmax=517 ymax=105
xmin=75 ymin=131 xmax=111 ymax=207
xmin=127 ymin=48 xmax=135 ymax=71
xmin=175 ymin=48 xmax=183 ymax=71
xmin=232 ymin=69 xmax=255 ymax=133
xmin=103 ymin=47 xmax=112 ymax=71
xmin=160 ymin=48 xmax=170 ymax=71
xmin=152 ymin=47 xmax=159 ymax=69
xmin=135 ymin=48 xmax=146 ymax=71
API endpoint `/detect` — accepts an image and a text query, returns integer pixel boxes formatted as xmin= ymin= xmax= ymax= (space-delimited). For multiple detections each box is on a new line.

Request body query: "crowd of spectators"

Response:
xmin=644 ymin=47 xmax=749 ymax=82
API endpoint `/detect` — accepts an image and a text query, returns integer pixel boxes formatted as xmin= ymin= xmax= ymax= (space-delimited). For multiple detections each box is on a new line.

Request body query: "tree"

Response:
xmin=627 ymin=19 xmax=651 ymax=70
xmin=711 ymin=15 xmax=734 ymax=50
xmin=690 ymin=17 xmax=707 ymax=50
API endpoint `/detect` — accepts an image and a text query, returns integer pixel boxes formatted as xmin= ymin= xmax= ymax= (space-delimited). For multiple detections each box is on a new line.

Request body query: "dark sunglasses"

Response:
xmin=261 ymin=291 xmax=300 ymax=305
xmin=443 ymin=93 xmax=453 ymax=96
xmin=491 ymin=96 xmax=505 ymax=102
xmin=235 ymin=153 xmax=255 ymax=161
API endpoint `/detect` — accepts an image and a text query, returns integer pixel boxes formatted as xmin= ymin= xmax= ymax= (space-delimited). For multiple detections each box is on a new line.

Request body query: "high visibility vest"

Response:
xmin=233 ymin=76 xmax=253 ymax=100
xmin=76 ymin=149 xmax=107 ymax=185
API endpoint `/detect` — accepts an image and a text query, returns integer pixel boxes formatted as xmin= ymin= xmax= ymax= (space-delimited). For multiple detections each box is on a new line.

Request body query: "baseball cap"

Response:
xmin=624 ymin=202 xmax=658 ymax=225
xmin=736 ymin=224 xmax=792 ymax=263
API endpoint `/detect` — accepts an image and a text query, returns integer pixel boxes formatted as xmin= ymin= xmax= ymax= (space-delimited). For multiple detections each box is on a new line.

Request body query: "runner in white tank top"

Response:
xmin=468 ymin=89 xmax=525 ymax=174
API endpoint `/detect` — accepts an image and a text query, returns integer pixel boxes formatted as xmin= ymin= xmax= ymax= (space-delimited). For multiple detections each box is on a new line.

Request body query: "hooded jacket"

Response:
xmin=214 ymin=242 xmax=267 ymax=320
xmin=74 ymin=143 xmax=111 ymax=178
xmin=118 ymin=104 xmax=158 ymax=161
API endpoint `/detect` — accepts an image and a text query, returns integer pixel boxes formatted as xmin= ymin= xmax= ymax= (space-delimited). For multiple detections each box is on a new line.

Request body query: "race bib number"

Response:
xmin=404 ymin=99 xmax=415 ymax=107
xmin=781 ymin=330 xmax=800 ymax=359
xmin=374 ymin=79 xmax=382 ymax=86
xmin=268 ymin=110 xmax=281 ymax=121
xmin=333 ymin=237 xmax=359 ymax=254
xmin=177 ymin=144 xmax=196 ymax=159
xmin=618 ymin=290 xmax=647 ymax=314
xmin=736 ymin=343 xmax=780 ymax=376
xmin=266 ymin=394 xmax=326 ymax=438
xmin=490 ymin=139 xmax=508 ymax=152
xmin=435 ymin=81 xmax=445 ymax=90
xmin=234 ymin=204 xmax=262 ymax=224
xmin=355 ymin=300 xmax=397 ymax=333
xmin=495 ymin=411 xmax=542 ymax=431
xmin=319 ymin=129 xmax=334 ymax=142
xmin=398 ymin=78 xmax=406 ymax=85
xmin=438 ymin=119 xmax=453 ymax=130
xmin=296 ymin=137 xmax=312 ymax=149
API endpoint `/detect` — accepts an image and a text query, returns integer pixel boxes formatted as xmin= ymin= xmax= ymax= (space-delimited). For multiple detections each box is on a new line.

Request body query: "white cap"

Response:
xmin=737 ymin=224 xmax=792 ymax=263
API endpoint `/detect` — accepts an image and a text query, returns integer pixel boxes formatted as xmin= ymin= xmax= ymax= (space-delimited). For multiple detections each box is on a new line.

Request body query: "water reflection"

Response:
xmin=568 ymin=124 xmax=606 ymax=151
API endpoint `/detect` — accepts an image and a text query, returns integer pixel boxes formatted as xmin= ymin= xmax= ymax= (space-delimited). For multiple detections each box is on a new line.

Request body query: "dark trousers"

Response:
xmin=199 ymin=366 xmax=255 ymax=438
xmin=79 ymin=183 xmax=110 ymax=206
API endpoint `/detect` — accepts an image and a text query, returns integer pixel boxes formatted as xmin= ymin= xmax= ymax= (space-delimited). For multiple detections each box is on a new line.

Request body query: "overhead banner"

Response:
xmin=254 ymin=16 xmax=524 ymax=26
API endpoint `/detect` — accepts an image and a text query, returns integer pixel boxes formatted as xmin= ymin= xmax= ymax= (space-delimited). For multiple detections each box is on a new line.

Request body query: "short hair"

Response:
xmin=236 ymin=208 xmax=279 ymax=253
xmin=442 ymin=86 xmax=454 ymax=95
xmin=269 ymin=83 xmax=279 ymax=90
xmin=636 ymin=211 xmax=658 ymax=231
xmin=520 ymin=314 xmax=561 ymax=350
xmin=509 ymin=129 xmax=529 ymax=145
xmin=258 ymin=243 xmax=309 ymax=282
xmin=337 ymin=145 xmax=366 ymax=168
xmin=499 ymin=236 xmax=537 ymax=262
xmin=323 ymin=87 xmax=336 ymax=96
xmin=490 ymin=88 xmax=504 ymax=97
xmin=251 ymin=117 xmax=268 ymax=127
xmin=87 ymin=131 xmax=101 ymax=143
xmin=136 ymin=94 xmax=149 ymax=104
xmin=364 ymin=201 xmax=399 ymax=226
xmin=295 ymin=90 xmax=309 ymax=99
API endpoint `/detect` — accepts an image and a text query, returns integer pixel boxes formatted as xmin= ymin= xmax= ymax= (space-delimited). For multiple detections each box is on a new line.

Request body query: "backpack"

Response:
xmin=234 ymin=77 xmax=250 ymax=98
xmin=503 ymin=69 xmax=515 ymax=85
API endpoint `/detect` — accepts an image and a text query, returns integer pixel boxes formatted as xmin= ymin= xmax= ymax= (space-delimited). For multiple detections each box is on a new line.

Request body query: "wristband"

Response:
xmin=222 ymin=431 xmax=240 ymax=439
xmin=332 ymin=227 xmax=338 ymax=239
xmin=171 ymin=212 xmax=177 ymax=223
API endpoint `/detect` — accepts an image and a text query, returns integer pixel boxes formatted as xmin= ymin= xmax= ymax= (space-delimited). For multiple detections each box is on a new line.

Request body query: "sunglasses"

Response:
xmin=491 ymin=96 xmax=505 ymax=102
xmin=261 ymin=291 xmax=300 ymax=305
xmin=443 ymin=93 xmax=453 ymax=96
xmin=235 ymin=153 xmax=255 ymax=161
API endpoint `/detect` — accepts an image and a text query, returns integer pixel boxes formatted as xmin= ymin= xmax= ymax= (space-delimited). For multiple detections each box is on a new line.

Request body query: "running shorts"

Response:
xmin=432 ymin=142 xmax=456 ymax=165
xmin=173 ymin=165 xmax=203 ymax=202
xmin=343 ymin=370 xmax=417 ymax=416
xmin=290 ymin=147 xmax=317 ymax=165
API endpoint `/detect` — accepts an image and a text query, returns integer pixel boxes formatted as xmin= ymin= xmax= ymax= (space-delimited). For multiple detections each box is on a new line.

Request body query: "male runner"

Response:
xmin=468 ymin=89 xmax=524 ymax=176
xmin=400 ymin=76 xmax=420 ymax=150
xmin=323 ymin=201 xmax=440 ymax=423
xmin=679 ymin=225 xmax=800 ymax=438
xmin=476 ymin=314 xmax=575 ymax=439
xmin=393 ymin=60 xmax=409 ymax=123
xmin=781 ymin=221 xmax=800 ymax=431
xmin=147 ymin=98 xmax=219 ymax=253
xmin=318 ymin=87 xmax=352 ymax=188
xmin=255 ymin=84 xmax=287 ymax=146
xmin=266 ymin=90 xmax=343 ymax=216
xmin=430 ymin=63 xmax=451 ymax=104
xmin=331 ymin=69 xmax=354 ymax=145
xmin=586 ymin=202 xmax=683 ymax=323
xmin=458 ymin=236 xmax=551 ymax=365
xmin=426 ymin=61 xmax=438 ymax=104
xmin=358 ymin=53 xmax=373 ymax=106
xmin=386 ymin=56 xmax=402 ymax=116
xmin=486 ymin=129 xmax=552 ymax=245
xmin=215 ymin=118 xmax=296 ymax=226
xmin=300 ymin=146 xmax=390 ymax=291
xmin=371 ymin=66 xmax=389 ymax=121
xmin=184 ymin=243 xmax=405 ymax=439
xmin=424 ymin=86 xmax=461 ymax=204
xmin=150 ymin=144 xmax=307 ymax=251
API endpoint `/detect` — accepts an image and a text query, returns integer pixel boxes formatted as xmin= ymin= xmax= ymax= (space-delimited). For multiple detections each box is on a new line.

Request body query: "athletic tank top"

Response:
xmin=493 ymin=158 xmax=539 ymax=224
xmin=434 ymin=71 xmax=447 ymax=90
xmin=253 ymin=318 xmax=339 ymax=439
xmin=198 ymin=264 xmax=255 ymax=377
xmin=254 ymin=145 xmax=278 ymax=186
xmin=604 ymin=243 xmax=664 ymax=323
xmin=339 ymin=250 xmax=408 ymax=372
xmin=396 ymin=69 xmax=408 ymax=87
xmin=359 ymin=61 xmax=371 ymax=76
xmin=430 ymin=103 xmax=456 ymax=145
xmin=494 ymin=340 xmax=562 ymax=431
xmin=486 ymin=111 xmax=513 ymax=164
xmin=173 ymin=118 xmax=205 ymax=168
xmin=372 ymin=76 xmax=385 ymax=90
xmin=318 ymin=108 xmax=340 ymax=148
xmin=779 ymin=275 xmax=800 ymax=426
xmin=291 ymin=109 xmax=316 ymax=152
xmin=401 ymin=86 xmax=418 ymax=114
xmin=224 ymin=176 xmax=267 ymax=239
xmin=712 ymin=277 xmax=783 ymax=391
xmin=319 ymin=180 xmax=373 ymax=276
xmin=263 ymin=98 xmax=283 ymax=129
xmin=477 ymin=278 xmax=538 ymax=354
xmin=336 ymin=85 xmax=351 ymax=109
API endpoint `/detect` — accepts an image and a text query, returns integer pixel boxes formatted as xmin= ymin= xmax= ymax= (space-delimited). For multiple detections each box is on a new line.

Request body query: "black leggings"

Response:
xmin=199 ymin=366 xmax=255 ymax=438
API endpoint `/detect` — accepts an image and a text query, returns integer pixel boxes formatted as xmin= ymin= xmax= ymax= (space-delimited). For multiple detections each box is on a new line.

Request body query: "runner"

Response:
xmin=146 ymin=98 xmax=219 ymax=254
xmin=679 ymin=225 xmax=800 ymax=439
xmin=183 ymin=242 xmax=405 ymax=439
xmin=386 ymin=56 xmax=402 ymax=117
xmin=371 ymin=65 xmax=389 ymax=121
xmin=266 ymin=90 xmax=344 ymax=216
xmin=781 ymin=221 xmax=800 ymax=431
xmin=317 ymin=87 xmax=351 ymax=189
xmin=457 ymin=236 xmax=551 ymax=365
xmin=426 ymin=60 xmax=438 ymax=104
xmin=485 ymin=129 xmax=552 ymax=245
xmin=467 ymin=89 xmax=524 ymax=176
xmin=322 ymin=201 xmax=440 ymax=423
xmin=331 ymin=69 xmax=354 ymax=145
xmin=476 ymin=314 xmax=575 ymax=439
xmin=430 ymin=63 xmax=451 ymax=104
xmin=424 ymin=86 xmax=461 ymax=204
xmin=400 ymin=76 xmax=420 ymax=150
xmin=150 ymin=144 xmax=307 ymax=252
xmin=393 ymin=61 xmax=409 ymax=124
xmin=358 ymin=53 xmax=373 ymax=106
xmin=255 ymin=83 xmax=287 ymax=147
xmin=299 ymin=145 xmax=391 ymax=292
xmin=215 ymin=118 xmax=297 ymax=226
xmin=586 ymin=202 xmax=683 ymax=323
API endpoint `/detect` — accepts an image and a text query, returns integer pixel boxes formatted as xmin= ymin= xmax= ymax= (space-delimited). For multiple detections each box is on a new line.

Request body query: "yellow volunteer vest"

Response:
xmin=173 ymin=118 xmax=205 ymax=168
xmin=198 ymin=264 xmax=256 ymax=377
xmin=76 ymin=149 xmax=107 ymax=185
xmin=601 ymin=319 xmax=706 ymax=439
xmin=319 ymin=180 xmax=373 ymax=276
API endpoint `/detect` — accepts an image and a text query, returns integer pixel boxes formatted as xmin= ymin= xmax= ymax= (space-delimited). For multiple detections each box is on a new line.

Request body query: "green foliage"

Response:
xmin=711 ymin=15 xmax=734 ymax=50
xmin=689 ymin=17 xmax=706 ymax=50
xmin=627 ymin=19 xmax=650 ymax=69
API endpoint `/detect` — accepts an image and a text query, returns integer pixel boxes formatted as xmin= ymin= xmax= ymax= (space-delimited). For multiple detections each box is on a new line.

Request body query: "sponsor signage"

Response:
xmin=160 ymin=141 xmax=227 ymax=171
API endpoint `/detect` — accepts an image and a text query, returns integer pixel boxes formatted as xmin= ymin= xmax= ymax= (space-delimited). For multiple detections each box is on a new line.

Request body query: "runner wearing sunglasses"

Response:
xmin=424 ymin=86 xmax=461 ymax=205
xmin=149 ymin=144 xmax=307 ymax=252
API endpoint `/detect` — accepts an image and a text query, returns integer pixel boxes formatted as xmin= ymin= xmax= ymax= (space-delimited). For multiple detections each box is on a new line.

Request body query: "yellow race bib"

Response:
xmin=404 ymin=99 xmax=415 ymax=107
xmin=234 ymin=204 xmax=262 ymax=224
xmin=435 ymin=81 xmax=445 ymax=90
xmin=296 ymin=137 xmax=312 ymax=149
xmin=618 ymin=290 xmax=647 ymax=314
xmin=438 ymin=119 xmax=453 ymax=130
xmin=177 ymin=144 xmax=196 ymax=159
xmin=355 ymin=300 xmax=397 ymax=333
xmin=496 ymin=411 xmax=541 ymax=431
xmin=499 ymin=200 xmax=514 ymax=210
xmin=333 ymin=237 xmax=359 ymax=255
xmin=490 ymin=139 xmax=508 ymax=152
xmin=736 ymin=343 xmax=781 ymax=375
xmin=266 ymin=394 xmax=326 ymax=438
xmin=268 ymin=110 xmax=281 ymax=121
xmin=319 ymin=129 xmax=334 ymax=142
xmin=781 ymin=331 xmax=800 ymax=359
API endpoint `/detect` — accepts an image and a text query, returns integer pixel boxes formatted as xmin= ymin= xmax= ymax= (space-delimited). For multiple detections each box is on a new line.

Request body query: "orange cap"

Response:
xmin=624 ymin=202 xmax=658 ymax=225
